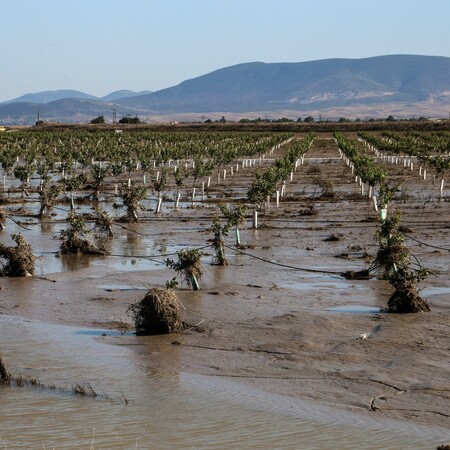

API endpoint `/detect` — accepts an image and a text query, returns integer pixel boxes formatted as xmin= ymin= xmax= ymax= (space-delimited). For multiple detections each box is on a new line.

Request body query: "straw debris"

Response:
xmin=128 ymin=288 xmax=184 ymax=335
xmin=0 ymin=234 xmax=35 ymax=277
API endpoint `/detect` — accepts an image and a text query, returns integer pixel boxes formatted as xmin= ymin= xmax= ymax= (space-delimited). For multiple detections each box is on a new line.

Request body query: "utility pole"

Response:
xmin=36 ymin=108 xmax=40 ymax=126
xmin=112 ymin=109 xmax=117 ymax=123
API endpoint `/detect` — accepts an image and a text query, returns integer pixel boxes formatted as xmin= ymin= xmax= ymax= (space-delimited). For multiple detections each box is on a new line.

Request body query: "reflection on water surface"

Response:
xmin=0 ymin=316 xmax=448 ymax=449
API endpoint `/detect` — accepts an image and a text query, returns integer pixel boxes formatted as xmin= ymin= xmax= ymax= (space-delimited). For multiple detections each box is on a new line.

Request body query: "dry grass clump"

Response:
xmin=314 ymin=176 xmax=337 ymax=199
xmin=128 ymin=288 xmax=184 ymax=335
xmin=0 ymin=234 xmax=35 ymax=276
xmin=298 ymin=204 xmax=316 ymax=216
xmin=73 ymin=383 xmax=97 ymax=397
xmin=324 ymin=233 xmax=343 ymax=242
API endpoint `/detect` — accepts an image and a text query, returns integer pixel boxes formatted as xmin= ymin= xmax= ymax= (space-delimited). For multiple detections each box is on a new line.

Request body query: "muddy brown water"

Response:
xmin=1 ymin=315 xmax=448 ymax=449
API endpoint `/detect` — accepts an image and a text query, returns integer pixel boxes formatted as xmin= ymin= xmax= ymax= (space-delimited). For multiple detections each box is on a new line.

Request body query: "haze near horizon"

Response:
xmin=1 ymin=0 xmax=449 ymax=103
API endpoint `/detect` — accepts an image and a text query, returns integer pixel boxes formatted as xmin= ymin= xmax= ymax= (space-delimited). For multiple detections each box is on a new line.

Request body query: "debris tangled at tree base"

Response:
xmin=59 ymin=237 xmax=108 ymax=255
xmin=0 ymin=234 xmax=35 ymax=277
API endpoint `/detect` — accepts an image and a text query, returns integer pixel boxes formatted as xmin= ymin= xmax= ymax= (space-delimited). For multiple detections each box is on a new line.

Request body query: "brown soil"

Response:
xmin=0 ymin=133 xmax=449 ymax=431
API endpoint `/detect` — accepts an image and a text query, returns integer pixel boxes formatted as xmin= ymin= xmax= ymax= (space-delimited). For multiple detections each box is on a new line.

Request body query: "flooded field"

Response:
xmin=1 ymin=131 xmax=449 ymax=448
xmin=1 ymin=315 xmax=448 ymax=449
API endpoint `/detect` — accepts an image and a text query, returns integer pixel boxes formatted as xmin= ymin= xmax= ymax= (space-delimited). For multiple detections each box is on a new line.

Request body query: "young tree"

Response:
xmin=369 ymin=211 xmax=430 ymax=313
xmin=115 ymin=181 xmax=147 ymax=222
xmin=59 ymin=211 xmax=108 ymax=255
xmin=166 ymin=248 xmax=203 ymax=290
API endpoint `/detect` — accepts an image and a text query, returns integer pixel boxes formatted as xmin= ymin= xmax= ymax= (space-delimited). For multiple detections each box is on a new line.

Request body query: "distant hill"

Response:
xmin=3 ymin=90 xmax=98 ymax=104
xmin=116 ymin=55 xmax=450 ymax=113
xmin=1 ymin=55 xmax=450 ymax=124
xmin=0 ymin=98 xmax=144 ymax=125
xmin=1 ymin=89 xmax=153 ymax=105
xmin=101 ymin=90 xmax=152 ymax=102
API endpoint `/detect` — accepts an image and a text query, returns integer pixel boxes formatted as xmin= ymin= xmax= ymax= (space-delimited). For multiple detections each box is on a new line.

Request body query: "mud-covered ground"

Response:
xmin=1 ymin=134 xmax=449 ymax=434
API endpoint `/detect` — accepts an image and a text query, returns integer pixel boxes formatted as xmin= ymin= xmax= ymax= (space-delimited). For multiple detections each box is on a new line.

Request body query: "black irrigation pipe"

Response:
xmin=33 ymin=244 xmax=213 ymax=261
xmin=108 ymin=244 xmax=213 ymax=260
xmin=404 ymin=233 xmax=450 ymax=252
xmin=5 ymin=215 xmax=33 ymax=231
xmin=223 ymin=243 xmax=344 ymax=276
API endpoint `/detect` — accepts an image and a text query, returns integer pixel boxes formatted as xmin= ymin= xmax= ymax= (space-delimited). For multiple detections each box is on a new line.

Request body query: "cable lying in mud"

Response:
xmin=33 ymin=244 xmax=212 ymax=261
xmin=36 ymin=243 xmax=357 ymax=277
xmin=403 ymin=233 xmax=450 ymax=252
xmin=224 ymin=243 xmax=346 ymax=276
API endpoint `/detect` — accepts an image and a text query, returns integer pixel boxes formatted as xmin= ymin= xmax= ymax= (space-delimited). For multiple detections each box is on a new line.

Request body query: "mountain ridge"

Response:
xmin=1 ymin=55 xmax=450 ymax=124
xmin=1 ymin=89 xmax=153 ymax=105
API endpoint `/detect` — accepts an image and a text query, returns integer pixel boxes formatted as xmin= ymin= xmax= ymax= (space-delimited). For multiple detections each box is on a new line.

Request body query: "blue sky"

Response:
xmin=1 ymin=0 xmax=449 ymax=102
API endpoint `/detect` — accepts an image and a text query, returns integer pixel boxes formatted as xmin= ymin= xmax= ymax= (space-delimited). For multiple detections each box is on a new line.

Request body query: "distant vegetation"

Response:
xmin=90 ymin=115 xmax=105 ymax=124
xmin=118 ymin=116 xmax=142 ymax=124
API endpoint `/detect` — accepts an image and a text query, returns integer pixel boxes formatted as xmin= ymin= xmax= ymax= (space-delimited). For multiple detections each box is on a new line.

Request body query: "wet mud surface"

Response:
xmin=1 ymin=134 xmax=449 ymax=439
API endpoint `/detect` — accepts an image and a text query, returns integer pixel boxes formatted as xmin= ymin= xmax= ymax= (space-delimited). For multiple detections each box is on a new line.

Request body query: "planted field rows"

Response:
xmin=0 ymin=130 xmax=448 ymax=292
xmin=1 ymin=129 xmax=449 ymax=433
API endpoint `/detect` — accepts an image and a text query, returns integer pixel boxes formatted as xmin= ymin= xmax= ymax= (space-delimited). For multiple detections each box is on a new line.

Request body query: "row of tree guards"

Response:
xmin=132 ymin=131 xmax=433 ymax=332
xmin=334 ymin=132 xmax=431 ymax=313
xmin=358 ymin=130 xmax=450 ymax=199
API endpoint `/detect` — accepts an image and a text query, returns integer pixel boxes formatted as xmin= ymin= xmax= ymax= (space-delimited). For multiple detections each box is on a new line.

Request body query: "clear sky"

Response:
xmin=1 ymin=0 xmax=449 ymax=102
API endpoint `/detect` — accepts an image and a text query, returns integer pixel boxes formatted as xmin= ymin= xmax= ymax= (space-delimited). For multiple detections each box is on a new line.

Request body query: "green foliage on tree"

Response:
xmin=369 ymin=211 xmax=430 ymax=313
xmin=59 ymin=211 xmax=108 ymax=255
xmin=115 ymin=181 xmax=147 ymax=222
xmin=165 ymin=248 xmax=203 ymax=290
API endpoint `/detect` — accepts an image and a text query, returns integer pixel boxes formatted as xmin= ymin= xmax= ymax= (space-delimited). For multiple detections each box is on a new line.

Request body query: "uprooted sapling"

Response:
xmin=94 ymin=207 xmax=114 ymax=237
xmin=210 ymin=217 xmax=228 ymax=265
xmin=39 ymin=184 xmax=61 ymax=218
xmin=210 ymin=203 xmax=247 ymax=266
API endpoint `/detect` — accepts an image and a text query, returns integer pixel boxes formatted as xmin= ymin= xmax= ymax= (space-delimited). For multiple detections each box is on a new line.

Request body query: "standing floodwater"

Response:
xmin=0 ymin=315 xmax=448 ymax=449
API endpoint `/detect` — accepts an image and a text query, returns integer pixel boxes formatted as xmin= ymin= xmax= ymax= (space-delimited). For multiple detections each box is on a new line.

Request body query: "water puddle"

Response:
xmin=281 ymin=279 xmax=368 ymax=291
xmin=73 ymin=329 xmax=135 ymax=337
xmin=97 ymin=283 xmax=148 ymax=291
xmin=421 ymin=286 xmax=450 ymax=297
xmin=327 ymin=305 xmax=383 ymax=314
xmin=91 ymin=255 xmax=165 ymax=272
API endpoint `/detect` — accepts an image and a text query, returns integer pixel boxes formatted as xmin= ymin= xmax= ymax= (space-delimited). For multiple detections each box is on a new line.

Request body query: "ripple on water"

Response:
xmin=0 ymin=315 xmax=448 ymax=449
